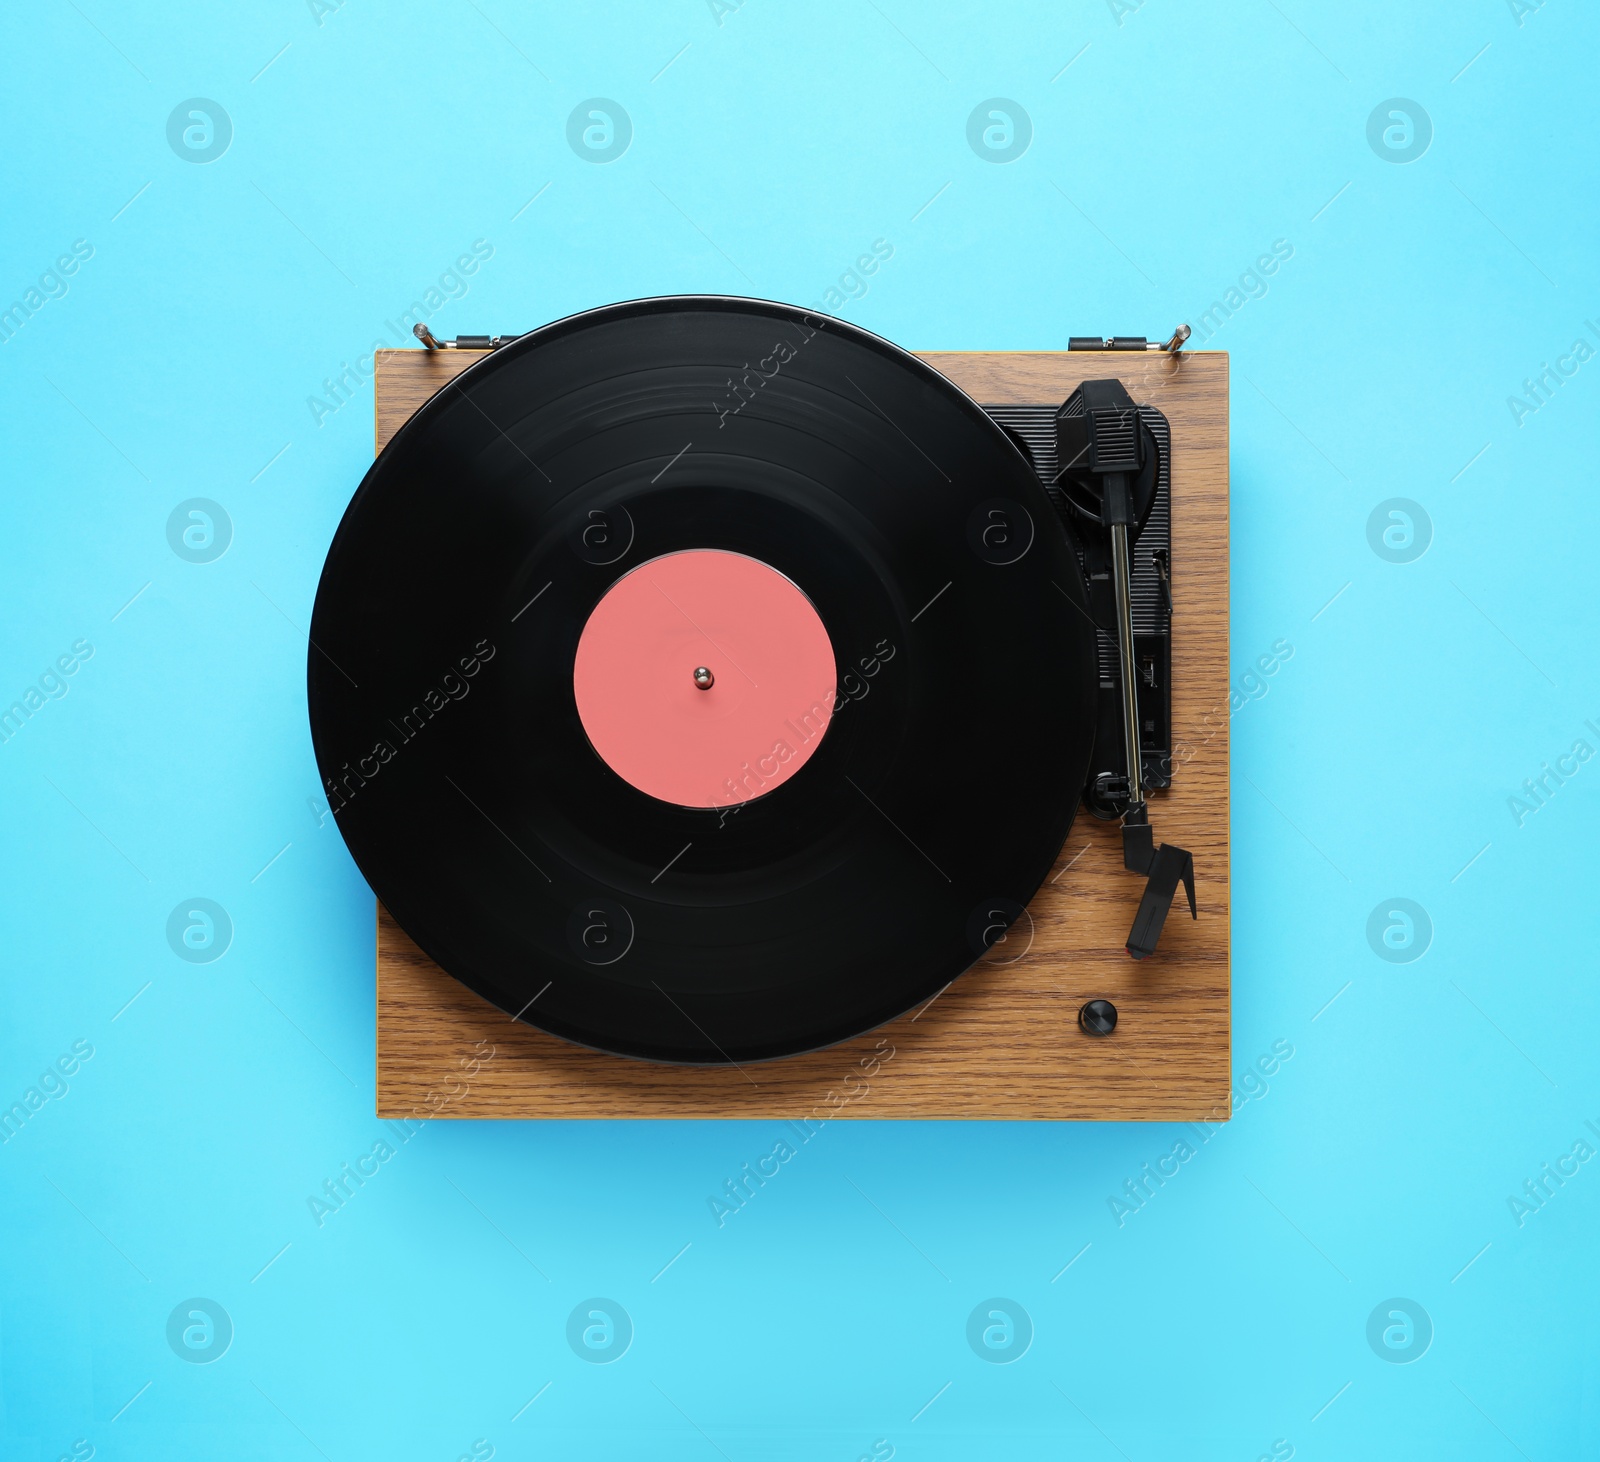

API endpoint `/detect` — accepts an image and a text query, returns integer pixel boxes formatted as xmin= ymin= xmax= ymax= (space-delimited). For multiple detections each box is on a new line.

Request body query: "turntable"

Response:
xmin=307 ymin=298 xmax=1230 ymax=1121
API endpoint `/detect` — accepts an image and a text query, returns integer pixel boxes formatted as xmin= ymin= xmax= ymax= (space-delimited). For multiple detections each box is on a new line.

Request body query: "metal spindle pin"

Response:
xmin=693 ymin=666 xmax=714 ymax=690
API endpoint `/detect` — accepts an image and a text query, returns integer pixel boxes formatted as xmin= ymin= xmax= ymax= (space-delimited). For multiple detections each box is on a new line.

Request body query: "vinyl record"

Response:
xmin=307 ymin=296 xmax=1098 ymax=1063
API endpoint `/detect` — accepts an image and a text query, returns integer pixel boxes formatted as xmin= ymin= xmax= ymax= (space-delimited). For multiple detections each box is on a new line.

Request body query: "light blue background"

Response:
xmin=3 ymin=0 xmax=1597 ymax=1456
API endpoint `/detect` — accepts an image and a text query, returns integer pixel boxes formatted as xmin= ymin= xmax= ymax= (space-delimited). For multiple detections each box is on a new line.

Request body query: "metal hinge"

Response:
xmin=412 ymin=325 xmax=522 ymax=352
xmin=1069 ymin=325 xmax=1191 ymax=354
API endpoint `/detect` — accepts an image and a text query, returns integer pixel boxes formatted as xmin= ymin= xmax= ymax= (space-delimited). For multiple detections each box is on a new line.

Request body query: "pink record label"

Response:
xmin=573 ymin=549 xmax=837 ymax=808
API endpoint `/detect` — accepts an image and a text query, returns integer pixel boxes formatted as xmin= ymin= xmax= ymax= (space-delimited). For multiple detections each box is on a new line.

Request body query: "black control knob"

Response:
xmin=1078 ymin=999 xmax=1118 ymax=1036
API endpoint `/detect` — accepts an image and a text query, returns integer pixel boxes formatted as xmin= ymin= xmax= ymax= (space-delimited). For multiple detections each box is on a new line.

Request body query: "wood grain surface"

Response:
xmin=371 ymin=344 xmax=1230 ymax=1121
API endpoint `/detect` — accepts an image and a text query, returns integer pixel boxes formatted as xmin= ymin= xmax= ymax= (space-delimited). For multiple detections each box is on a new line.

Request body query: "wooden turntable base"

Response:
xmin=370 ymin=343 xmax=1229 ymax=1121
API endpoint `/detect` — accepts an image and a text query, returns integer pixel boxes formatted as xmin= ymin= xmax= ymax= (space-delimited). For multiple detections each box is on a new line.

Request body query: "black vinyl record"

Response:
xmin=307 ymin=297 xmax=1098 ymax=1063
